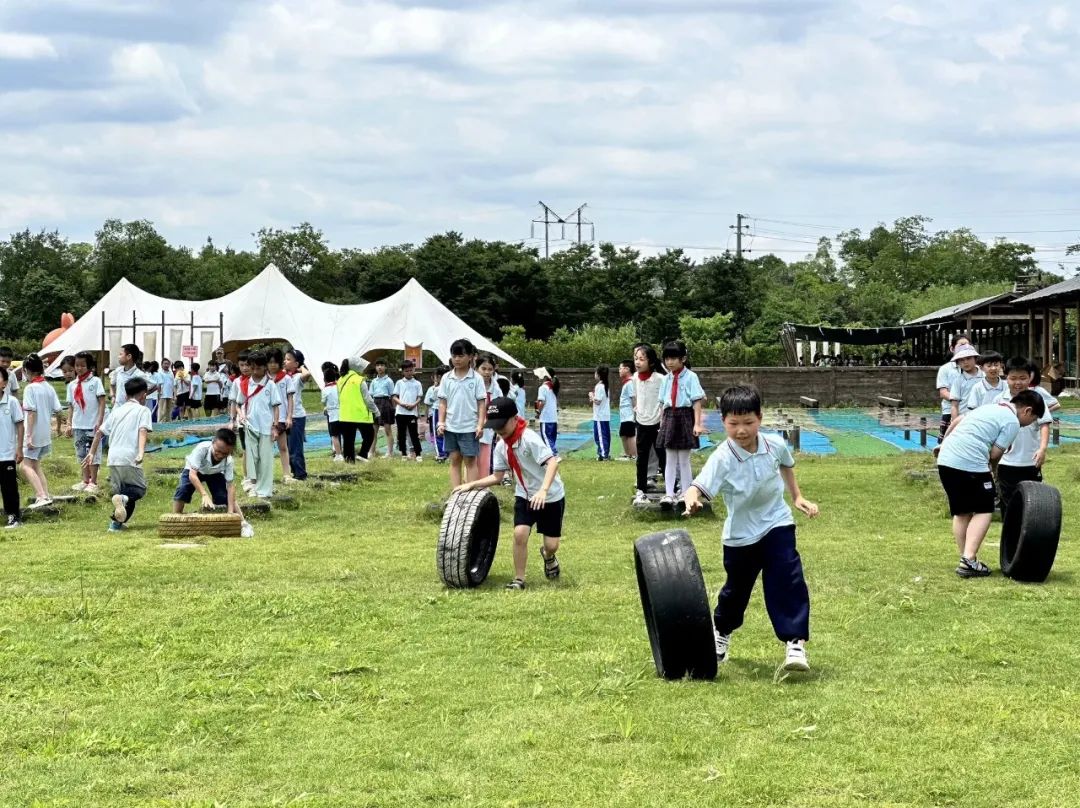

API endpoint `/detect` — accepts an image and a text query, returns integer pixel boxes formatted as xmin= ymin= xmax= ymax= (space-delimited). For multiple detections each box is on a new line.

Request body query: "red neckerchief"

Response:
xmin=273 ymin=370 xmax=287 ymax=383
xmin=637 ymin=371 xmax=652 ymax=382
xmin=229 ymin=374 xmax=238 ymax=382
xmin=31 ymin=376 xmax=46 ymax=384
xmin=504 ymin=418 xmax=530 ymax=493
xmin=544 ymin=380 xmax=553 ymax=390
xmin=73 ymin=372 xmax=92 ymax=409
xmin=240 ymin=376 xmax=267 ymax=400
xmin=671 ymin=369 xmax=680 ymax=407
xmin=324 ymin=382 xmax=336 ymax=389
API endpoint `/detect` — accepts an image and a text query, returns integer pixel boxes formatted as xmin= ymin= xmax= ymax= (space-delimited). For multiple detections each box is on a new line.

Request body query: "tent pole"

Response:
xmin=161 ymin=311 xmax=166 ymax=362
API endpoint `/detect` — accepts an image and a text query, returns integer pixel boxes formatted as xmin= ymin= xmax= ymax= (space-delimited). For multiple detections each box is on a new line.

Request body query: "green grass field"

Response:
xmin=1 ymin=433 xmax=1079 ymax=806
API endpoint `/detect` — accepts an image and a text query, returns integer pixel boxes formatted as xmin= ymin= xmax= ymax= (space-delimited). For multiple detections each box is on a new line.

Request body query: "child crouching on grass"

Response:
xmin=454 ymin=397 xmax=564 ymax=590
xmin=85 ymin=377 xmax=152 ymax=532
xmin=683 ymin=385 xmax=818 ymax=672
xmin=172 ymin=428 xmax=240 ymax=514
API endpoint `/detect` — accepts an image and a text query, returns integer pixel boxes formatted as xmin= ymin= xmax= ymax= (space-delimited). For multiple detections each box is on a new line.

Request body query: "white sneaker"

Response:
xmin=71 ymin=481 xmax=88 ymax=492
xmin=714 ymin=629 xmax=730 ymax=663
xmin=632 ymin=490 xmax=649 ymax=507
xmin=283 ymin=475 xmax=297 ymax=485
xmin=415 ymin=456 xmax=423 ymax=463
xmin=84 ymin=483 xmax=100 ymax=495
xmin=659 ymin=495 xmax=675 ymax=508
xmin=111 ymin=494 xmax=129 ymax=523
xmin=242 ymin=479 xmax=255 ymax=493
xmin=27 ymin=497 xmax=52 ymax=510
xmin=783 ymin=640 xmax=810 ymax=672
xmin=332 ymin=454 xmax=345 ymax=463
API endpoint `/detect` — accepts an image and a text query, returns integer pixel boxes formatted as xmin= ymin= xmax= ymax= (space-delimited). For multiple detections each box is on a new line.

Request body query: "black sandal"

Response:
xmin=505 ymin=578 xmax=526 ymax=590
xmin=540 ymin=547 xmax=561 ymax=579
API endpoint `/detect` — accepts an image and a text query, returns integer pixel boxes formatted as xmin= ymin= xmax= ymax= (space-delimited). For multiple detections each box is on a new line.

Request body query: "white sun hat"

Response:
xmin=952 ymin=345 xmax=979 ymax=362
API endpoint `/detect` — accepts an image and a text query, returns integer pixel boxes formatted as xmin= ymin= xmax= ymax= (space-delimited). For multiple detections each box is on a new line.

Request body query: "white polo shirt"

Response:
xmin=996 ymin=392 xmax=1054 ymax=467
xmin=66 ymin=375 xmax=106 ymax=431
xmin=962 ymin=377 xmax=1008 ymax=411
xmin=633 ymin=372 xmax=664 ymax=426
xmin=690 ymin=433 xmax=795 ymax=547
xmin=185 ymin=440 xmax=235 ymax=482
xmin=592 ymin=382 xmax=611 ymax=421
xmin=100 ymin=400 xmax=153 ymax=467
xmin=21 ymin=380 xmax=62 ymax=449
xmin=321 ymin=385 xmax=340 ymax=422
xmin=393 ymin=377 xmax=424 ymax=416
xmin=936 ymin=362 xmax=960 ymax=415
xmin=235 ymin=375 xmax=284 ymax=436
xmin=0 ymin=392 xmax=24 ymax=461
xmin=437 ymin=368 xmax=487 ymax=433
xmin=289 ymin=374 xmax=307 ymax=418
xmin=493 ymin=426 xmax=565 ymax=502
xmin=537 ymin=383 xmax=558 ymax=424
xmin=111 ymin=365 xmax=153 ymax=406
xmin=937 ymin=401 xmax=1019 ymax=473
xmin=619 ymin=379 xmax=635 ymax=423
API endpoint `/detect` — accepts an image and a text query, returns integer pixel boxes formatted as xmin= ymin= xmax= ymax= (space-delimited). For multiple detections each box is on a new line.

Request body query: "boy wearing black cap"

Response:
xmin=454 ymin=397 xmax=565 ymax=590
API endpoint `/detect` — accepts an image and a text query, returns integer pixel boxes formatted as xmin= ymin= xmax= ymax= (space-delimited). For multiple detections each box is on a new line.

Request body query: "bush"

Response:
xmin=0 ymin=336 xmax=44 ymax=359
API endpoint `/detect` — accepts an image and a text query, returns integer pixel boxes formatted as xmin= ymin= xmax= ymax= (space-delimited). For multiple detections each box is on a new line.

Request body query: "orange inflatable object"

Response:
xmin=41 ymin=313 xmax=74 ymax=349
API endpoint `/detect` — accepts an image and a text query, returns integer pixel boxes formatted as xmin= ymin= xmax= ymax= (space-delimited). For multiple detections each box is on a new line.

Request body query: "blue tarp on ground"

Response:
xmin=811 ymin=411 xmax=930 ymax=452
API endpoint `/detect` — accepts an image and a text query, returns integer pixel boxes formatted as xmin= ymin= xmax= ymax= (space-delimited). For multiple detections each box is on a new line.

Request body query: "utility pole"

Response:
xmin=730 ymin=213 xmax=750 ymax=261
xmin=531 ymin=202 xmax=591 ymax=256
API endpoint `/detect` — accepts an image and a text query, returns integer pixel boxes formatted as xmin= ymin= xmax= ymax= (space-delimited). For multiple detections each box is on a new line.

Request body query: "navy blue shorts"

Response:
xmin=173 ymin=468 xmax=230 ymax=504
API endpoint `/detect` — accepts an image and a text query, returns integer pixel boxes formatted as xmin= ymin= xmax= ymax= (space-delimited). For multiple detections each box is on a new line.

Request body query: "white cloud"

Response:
xmin=975 ymin=25 xmax=1030 ymax=61
xmin=0 ymin=31 xmax=57 ymax=59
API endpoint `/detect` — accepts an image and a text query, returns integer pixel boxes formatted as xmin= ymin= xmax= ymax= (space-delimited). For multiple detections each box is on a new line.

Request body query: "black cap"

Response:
xmin=485 ymin=396 xmax=518 ymax=430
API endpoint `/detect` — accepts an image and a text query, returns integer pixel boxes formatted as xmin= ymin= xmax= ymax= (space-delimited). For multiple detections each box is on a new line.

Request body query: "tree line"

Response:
xmin=0 ymin=215 xmax=1061 ymax=364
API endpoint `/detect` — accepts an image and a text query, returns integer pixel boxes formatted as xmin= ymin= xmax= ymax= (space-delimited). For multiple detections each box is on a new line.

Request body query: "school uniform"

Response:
xmin=100 ymin=400 xmax=153 ymax=524
xmin=145 ymin=373 xmax=159 ymax=420
xmin=592 ymin=381 xmax=611 ymax=459
xmin=370 ymin=374 xmax=396 ymax=426
xmin=937 ymin=401 xmax=1020 ymax=516
xmin=618 ymin=379 xmax=636 ymax=439
xmin=189 ymin=374 xmax=204 ymax=410
xmin=285 ymin=372 xmax=307 ymax=480
xmin=511 ymin=384 xmax=528 ymax=423
xmin=174 ymin=371 xmax=191 ymax=413
xmin=935 ymin=361 xmax=961 ymax=437
xmin=424 ymin=384 xmax=447 ymax=459
xmin=235 ymin=374 xmax=284 ymax=497
xmin=203 ymin=370 xmax=223 ymax=414
xmin=690 ymin=434 xmax=810 ymax=643
xmin=633 ymin=371 xmax=665 ymax=493
xmin=21 ymin=380 xmax=62 ymax=461
xmin=948 ymin=368 xmax=983 ymax=414
xmin=174 ymin=440 xmax=235 ymax=506
xmin=66 ymin=373 xmax=106 ymax=467
xmin=536 ymin=382 xmax=559 ymax=455
xmin=962 ymin=377 xmax=1007 ymax=411
xmin=393 ymin=376 xmax=424 ymax=457
xmin=157 ymin=369 xmax=175 ymax=418
xmin=493 ymin=425 xmax=566 ymax=537
xmin=479 ymin=377 xmax=498 ymax=471
xmin=437 ymin=368 xmax=487 ymax=458
xmin=322 ymin=383 xmax=341 ymax=443
xmin=0 ymin=391 xmax=24 ymax=522
xmin=111 ymin=365 xmax=153 ymax=407
xmin=657 ymin=367 xmax=705 ymax=450
xmin=995 ymin=391 xmax=1055 ymax=519
xmin=228 ymin=377 xmax=246 ymax=453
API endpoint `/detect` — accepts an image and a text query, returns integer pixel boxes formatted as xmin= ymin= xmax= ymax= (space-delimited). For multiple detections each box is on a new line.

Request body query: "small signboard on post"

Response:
xmin=181 ymin=345 xmax=198 ymax=359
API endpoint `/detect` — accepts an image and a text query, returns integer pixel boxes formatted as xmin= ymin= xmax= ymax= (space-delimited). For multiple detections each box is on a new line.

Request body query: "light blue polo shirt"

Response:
xmin=437 ymin=368 xmax=487 ymax=433
xmin=619 ymin=379 xmax=635 ymax=423
xmin=537 ymin=384 xmax=558 ymax=424
xmin=995 ymin=391 xmax=1054 ymax=467
xmin=962 ymin=377 xmax=1007 ymax=411
xmin=0 ymin=392 xmax=24 ymax=461
xmin=690 ymin=432 xmax=795 ymax=547
xmin=949 ymin=368 xmax=984 ymax=405
xmin=370 ymin=375 xmax=395 ymax=398
xmin=658 ymin=368 xmax=705 ymax=410
xmin=937 ymin=401 xmax=1020 ymax=473
xmin=592 ymin=382 xmax=610 ymax=421
xmin=936 ymin=362 xmax=960 ymax=415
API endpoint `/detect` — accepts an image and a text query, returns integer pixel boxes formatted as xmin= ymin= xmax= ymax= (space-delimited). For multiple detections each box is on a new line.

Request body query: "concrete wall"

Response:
xmin=536 ymin=367 xmax=941 ymax=407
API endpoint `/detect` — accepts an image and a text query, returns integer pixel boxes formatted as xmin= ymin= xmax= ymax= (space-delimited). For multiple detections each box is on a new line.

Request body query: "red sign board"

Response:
xmin=181 ymin=345 xmax=198 ymax=358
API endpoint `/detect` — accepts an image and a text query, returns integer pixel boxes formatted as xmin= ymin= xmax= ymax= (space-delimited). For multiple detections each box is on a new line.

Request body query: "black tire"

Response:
xmin=1000 ymin=481 xmax=1062 ymax=583
xmin=437 ymin=489 xmax=500 ymax=588
xmin=633 ymin=529 xmax=717 ymax=681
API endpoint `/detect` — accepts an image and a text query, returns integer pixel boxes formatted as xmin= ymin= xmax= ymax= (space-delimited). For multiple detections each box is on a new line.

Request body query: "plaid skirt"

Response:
xmin=374 ymin=396 xmax=394 ymax=425
xmin=657 ymin=406 xmax=699 ymax=450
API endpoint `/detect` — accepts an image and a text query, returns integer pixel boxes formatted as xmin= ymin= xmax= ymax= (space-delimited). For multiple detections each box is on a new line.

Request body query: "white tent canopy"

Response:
xmin=44 ymin=264 xmax=521 ymax=377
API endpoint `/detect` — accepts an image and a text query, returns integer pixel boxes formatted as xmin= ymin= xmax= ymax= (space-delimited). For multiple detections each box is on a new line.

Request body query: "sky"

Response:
xmin=2 ymin=0 xmax=1080 ymax=271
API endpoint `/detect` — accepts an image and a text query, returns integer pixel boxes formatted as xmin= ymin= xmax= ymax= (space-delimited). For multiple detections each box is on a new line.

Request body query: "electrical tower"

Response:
xmin=531 ymin=202 xmax=592 ymax=257
xmin=730 ymin=213 xmax=751 ymax=261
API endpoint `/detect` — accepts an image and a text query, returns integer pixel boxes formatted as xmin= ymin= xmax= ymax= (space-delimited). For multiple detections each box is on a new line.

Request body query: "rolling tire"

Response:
xmin=158 ymin=513 xmax=242 ymax=538
xmin=1000 ymin=481 xmax=1062 ymax=583
xmin=634 ymin=529 xmax=717 ymax=681
xmin=437 ymin=489 xmax=500 ymax=588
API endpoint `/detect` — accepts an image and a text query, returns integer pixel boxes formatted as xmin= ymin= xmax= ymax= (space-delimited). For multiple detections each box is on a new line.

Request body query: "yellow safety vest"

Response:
xmin=338 ymin=371 xmax=373 ymax=423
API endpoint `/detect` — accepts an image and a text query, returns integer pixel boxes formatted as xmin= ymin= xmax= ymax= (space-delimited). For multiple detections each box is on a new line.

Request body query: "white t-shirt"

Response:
xmin=0 ymin=392 xmax=24 ymax=461
xmin=100 ymin=401 xmax=153 ymax=467
xmin=537 ymin=384 xmax=558 ymax=424
xmin=185 ymin=440 xmax=235 ymax=482
xmin=962 ymin=377 xmax=1008 ymax=411
xmin=592 ymin=382 xmax=610 ymax=421
xmin=492 ymin=426 xmax=565 ymax=502
xmin=272 ymin=373 xmax=293 ymax=420
xmin=158 ymin=370 xmax=175 ymax=399
xmin=174 ymin=372 xmax=190 ymax=396
xmin=66 ymin=375 xmax=106 ymax=431
xmin=190 ymin=374 xmax=203 ymax=401
xmin=112 ymin=365 xmax=153 ymax=406
xmin=289 ymin=374 xmax=307 ymax=418
xmin=633 ymin=372 xmax=664 ymax=426
xmin=235 ymin=375 xmax=284 ymax=435
xmin=691 ymin=433 xmax=796 ymax=547
xmin=937 ymin=401 xmax=1019 ymax=473
xmin=321 ymin=385 xmax=340 ymax=422
xmin=996 ymin=391 xmax=1054 ymax=467
xmin=21 ymin=380 xmax=62 ymax=449
xmin=203 ymin=370 xmax=222 ymax=397
xmin=394 ymin=377 xmax=424 ymax=417
xmin=935 ymin=362 xmax=960 ymax=415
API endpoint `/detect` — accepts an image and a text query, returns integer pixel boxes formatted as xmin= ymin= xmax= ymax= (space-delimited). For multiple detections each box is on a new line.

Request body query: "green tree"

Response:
xmin=0 ymin=229 xmax=88 ymax=341
xmin=91 ymin=219 xmax=194 ymax=298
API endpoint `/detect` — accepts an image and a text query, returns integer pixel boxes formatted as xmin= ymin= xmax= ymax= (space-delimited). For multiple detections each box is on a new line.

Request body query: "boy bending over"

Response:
xmin=173 ymin=428 xmax=241 ymax=514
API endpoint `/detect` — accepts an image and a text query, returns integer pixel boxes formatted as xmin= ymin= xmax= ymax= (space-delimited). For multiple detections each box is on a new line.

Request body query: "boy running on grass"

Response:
xmin=936 ymin=389 xmax=1043 ymax=578
xmin=682 ymin=385 xmax=818 ymax=672
xmin=454 ymin=397 xmax=564 ymax=591
xmin=85 ymin=377 xmax=152 ymax=532
xmin=172 ymin=428 xmax=241 ymax=514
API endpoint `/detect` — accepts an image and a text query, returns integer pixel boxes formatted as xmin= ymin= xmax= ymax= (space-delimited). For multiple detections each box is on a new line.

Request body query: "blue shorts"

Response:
xmin=173 ymin=468 xmax=230 ymax=505
xmin=443 ymin=430 xmax=479 ymax=458
xmin=23 ymin=443 xmax=51 ymax=461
